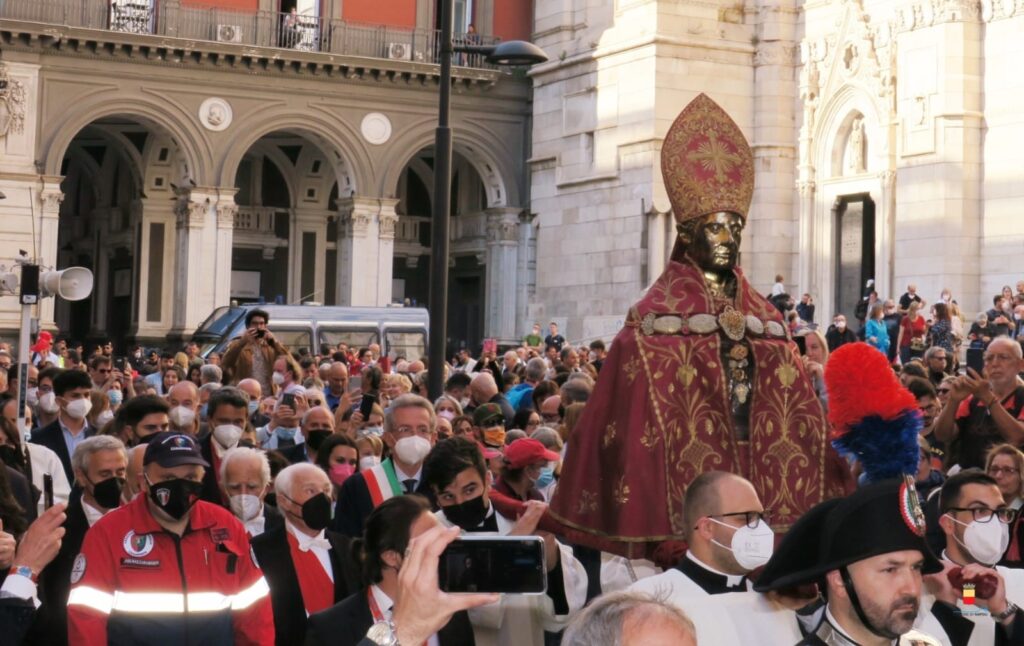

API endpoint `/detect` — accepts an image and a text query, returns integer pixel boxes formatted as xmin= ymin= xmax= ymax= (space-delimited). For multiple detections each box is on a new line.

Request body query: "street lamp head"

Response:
xmin=485 ymin=40 xmax=548 ymax=66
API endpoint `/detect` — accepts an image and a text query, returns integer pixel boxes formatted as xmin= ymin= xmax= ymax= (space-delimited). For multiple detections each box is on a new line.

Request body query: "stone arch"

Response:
xmin=238 ymin=139 xmax=300 ymax=209
xmin=813 ymin=84 xmax=887 ymax=179
xmin=379 ymin=117 xmax=520 ymax=208
xmin=217 ymin=110 xmax=372 ymax=198
xmin=42 ymin=99 xmax=210 ymax=185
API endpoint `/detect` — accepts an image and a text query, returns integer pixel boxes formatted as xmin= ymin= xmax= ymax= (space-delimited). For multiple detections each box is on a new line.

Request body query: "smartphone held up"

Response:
xmin=438 ymin=536 xmax=547 ymax=595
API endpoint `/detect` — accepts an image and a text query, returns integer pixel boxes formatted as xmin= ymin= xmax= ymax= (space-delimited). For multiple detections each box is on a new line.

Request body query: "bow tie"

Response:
xmin=296 ymin=534 xmax=331 ymax=552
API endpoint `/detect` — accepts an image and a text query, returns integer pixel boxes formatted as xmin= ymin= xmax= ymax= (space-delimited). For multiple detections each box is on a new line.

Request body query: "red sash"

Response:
xmin=367 ymin=588 xmax=428 ymax=646
xmin=286 ymin=531 xmax=334 ymax=615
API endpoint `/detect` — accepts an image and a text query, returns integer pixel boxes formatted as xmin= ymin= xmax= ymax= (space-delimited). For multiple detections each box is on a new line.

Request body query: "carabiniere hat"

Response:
xmin=754 ymin=479 xmax=943 ymax=592
xmin=143 ymin=432 xmax=211 ymax=469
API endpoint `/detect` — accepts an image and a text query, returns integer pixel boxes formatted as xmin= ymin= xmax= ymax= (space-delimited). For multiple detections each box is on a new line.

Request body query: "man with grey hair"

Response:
xmin=332 ymin=393 xmax=437 ymax=537
xmin=509 ymin=356 xmax=548 ymax=412
xmin=200 ymin=364 xmax=223 ymax=386
xmin=220 ymin=446 xmax=279 ymax=537
xmin=251 ymin=462 xmax=359 ymax=644
xmin=561 ymin=374 xmax=593 ymax=406
xmin=562 ymin=590 xmax=696 ymax=646
xmin=469 ymin=371 xmax=514 ymax=427
xmin=33 ymin=435 xmax=128 ymax=644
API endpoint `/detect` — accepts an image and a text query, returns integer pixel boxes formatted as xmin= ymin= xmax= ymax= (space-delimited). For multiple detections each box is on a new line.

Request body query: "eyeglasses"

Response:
xmin=947 ymin=507 xmax=1016 ymax=524
xmin=988 ymin=466 xmax=1020 ymax=477
xmin=937 ymin=388 xmax=952 ymax=394
xmin=708 ymin=510 xmax=772 ymax=529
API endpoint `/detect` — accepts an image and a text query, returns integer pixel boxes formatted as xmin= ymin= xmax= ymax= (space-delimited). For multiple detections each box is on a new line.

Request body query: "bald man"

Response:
xmin=324 ymin=362 xmax=352 ymax=413
xmin=167 ymin=381 xmax=201 ymax=435
xmin=237 ymin=378 xmax=267 ymax=427
xmin=629 ymin=471 xmax=772 ymax=598
xmin=933 ymin=336 xmax=1024 ymax=469
xmin=469 ymin=372 xmax=514 ymax=428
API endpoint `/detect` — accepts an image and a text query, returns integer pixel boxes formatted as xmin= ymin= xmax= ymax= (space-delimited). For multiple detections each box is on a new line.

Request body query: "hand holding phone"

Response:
xmin=438 ymin=536 xmax=547 ymax=594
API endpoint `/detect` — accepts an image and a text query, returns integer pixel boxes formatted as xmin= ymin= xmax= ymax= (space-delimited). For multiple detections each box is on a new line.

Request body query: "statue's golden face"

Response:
xmin=679 ymin=211 xmax=745 ymax=274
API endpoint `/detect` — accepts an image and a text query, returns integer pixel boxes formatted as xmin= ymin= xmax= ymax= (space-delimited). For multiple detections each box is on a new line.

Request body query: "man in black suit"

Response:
xmin=252 ymin=463 xmax=360 ymax=646
xmin=198 ymin=387 xmax=250 ymax=507
xmin=332 ymin=394 xmax=437 ymax=537
xmin=5 ymin=466 xmax=35 ymax=524
xmin=28 ymin=369 xmax=95 ymax=484
xmin=219 ymin=445 xmax=283 ymax=537
xmin=28 ymin=436 xmax=128 ymax=645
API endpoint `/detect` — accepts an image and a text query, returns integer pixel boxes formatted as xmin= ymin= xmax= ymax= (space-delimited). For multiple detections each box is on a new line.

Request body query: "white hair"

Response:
xmin=71 ymin=435 xmax=127 ymax=477
xmin=274 ymin=462 xmax=328 ymax=498
xmin=561 ymin=590 xmax=695 ymax=646
xmin=219 ymin=447 xmax=271 ymax=488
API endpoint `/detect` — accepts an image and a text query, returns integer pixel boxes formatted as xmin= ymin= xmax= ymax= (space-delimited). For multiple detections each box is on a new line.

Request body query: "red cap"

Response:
xmin=504 ymin=438 xmax=560 ymax=469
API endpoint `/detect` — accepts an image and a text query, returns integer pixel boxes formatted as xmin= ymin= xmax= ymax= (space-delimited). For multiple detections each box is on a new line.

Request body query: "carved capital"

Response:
xmin=38 ymin=189 xmax=65 ymax=214
xmin=796 ymin=180 xmax=816 ymax=198
xmin=216 ymin=202 xmax=238 ymax=228
xmin=878 ymin=170 xmax=897 ymax=188
xmin=485 ymin=209 xmax=520 ymax=244
xmin=378 ymin=210 xmax=399 ymax=239
xmin=175 ymin=200 xmax=208 ymax=228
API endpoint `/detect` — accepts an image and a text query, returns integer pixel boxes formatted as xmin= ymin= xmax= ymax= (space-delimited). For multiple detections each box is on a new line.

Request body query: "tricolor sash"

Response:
xmin=364 ymin=459 xmax=404 ymax=508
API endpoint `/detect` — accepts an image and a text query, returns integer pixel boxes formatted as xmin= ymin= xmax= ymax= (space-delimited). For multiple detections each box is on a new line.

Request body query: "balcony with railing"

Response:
xmin=1 ymin=0 xmax=499 ymax=70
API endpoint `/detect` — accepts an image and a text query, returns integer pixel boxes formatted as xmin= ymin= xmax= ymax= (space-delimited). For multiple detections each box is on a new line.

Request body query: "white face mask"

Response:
xmin=96 ymin=409 xmax=115 ymax=428
xmin=272 ymin=372 xmax=286 ymax=386
xmin=437 ymin=410 xmax=455 ymax=421
xmin=393 ymin=435 xmax=432 ymax=465
xmin=709 ymin=517 xmax=775 ymax=571
xmin=169 ymin=406 xmax=196 ymax=429
xmin=38 ymin=391 xmax=58 ymax=414
xmin=213 ymin=424 xmax=243 ymax=450
xmin=229 ymin=493 xmax=263 ymax=522
xmin=65 ymin=398 xmax=93 ymax=420
xmin=359 ymin=455 xmax=381 ymax=470
xmin=949 ymin=515 xmax=1009 ymax=565
xmin=26 ymin=387 xmax=39 ymax=407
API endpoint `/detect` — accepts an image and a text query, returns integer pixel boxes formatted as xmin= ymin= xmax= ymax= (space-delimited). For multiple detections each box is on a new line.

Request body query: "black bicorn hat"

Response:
xmin=754 ymin=479 xmax=943 ymax=592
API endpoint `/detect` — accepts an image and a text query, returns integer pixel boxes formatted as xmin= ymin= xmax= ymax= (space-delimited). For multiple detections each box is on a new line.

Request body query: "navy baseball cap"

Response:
xmin=143 ymin=432 xmax=210 ymax=468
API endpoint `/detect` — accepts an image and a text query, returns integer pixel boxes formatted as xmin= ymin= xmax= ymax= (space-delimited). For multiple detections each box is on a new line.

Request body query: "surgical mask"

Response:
xmin=107 ymin=389 xmax=123 ymax=407
xmin=950 ymin=515 xmax=1010 ymax=565
xmin=275 ymin=427 xmax=297 ymax=442
xmin=329 ymin=463 xmax=355 ymax=487
xmin=361 ymin=426 xmax=383 ymax=437
xmin=286 ymin=492 xmax=331 ymax=531
xmin=359 ymin=455 xmax=381 ymax=470
xmin=443 ymin=494 xmax=490 ymax=531
xmin=89 ymin=476 xmax=125 ymax=510
xmin=272 ymin=372 xmax=286 ymax=386
xmin=96 ymin=409 xmax=115 ymax=428
xmin=247 ymin=400 xmax=260 ymax=415
xmin=535 ymin=466 xmax=556 ymax=489
xmin=38 ymin=391 xmax=58 ymax=414
xmin=709 ymin=517 xmax=775 ymax=571
xmin=835 ymin=321 xmax=846 ymax=330
xmin=483 ymin=428 xmax=506 ymax=447
xmin=213 ymin=424 xmax=243 ymax=449
xmin=65 ymin=398 xmax=93 ymax=420
xmin=169 ymin=406 xmax=196 ymax=429
xmin=393 ymin=435 xmax=432 ymax=465
xmin=437 ymin=410 xmax=455 ymax=421
xmin=146 ymin=476 xmax=202 ymax=520
xmin=229 ymin=493 xmax=263 ymax=522
xmin=26 ymin=387 xmax=38 ymax=407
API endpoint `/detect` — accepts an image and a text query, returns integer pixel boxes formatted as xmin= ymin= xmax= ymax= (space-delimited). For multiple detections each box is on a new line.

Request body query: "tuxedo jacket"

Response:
xmin=28 ymin=419 xmax=94 ymax=485
xmin=305 ymin=588 xmax=475 ymax=646
xmin=331 ymin=470 xmax=434 ymax=538
xmin=251 ymin=524 xmax=361 ymax=646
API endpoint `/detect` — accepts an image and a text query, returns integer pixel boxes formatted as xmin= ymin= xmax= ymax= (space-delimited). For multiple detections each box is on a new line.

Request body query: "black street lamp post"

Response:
xmin=426 ymin=5 xmax=547 ymax=400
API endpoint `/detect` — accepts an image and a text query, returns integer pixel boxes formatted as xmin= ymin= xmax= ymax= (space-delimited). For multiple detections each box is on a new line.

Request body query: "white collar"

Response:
xmin=686 ymin=551 xmax=746 ymax=587
xmin=285 ymin=519 xmax=330 ymax=551
xmin=394 ymin=463 xmax=422 ymax=483
xmin=823 ymin=606 xmax=897 ymax=645
xmin=369 ymin=583 xmax=394 ymax=617
xmin=245 ymin=514 xmax=266 ymax=536
xmin=82 ymin=499 xmax=107 ymax=527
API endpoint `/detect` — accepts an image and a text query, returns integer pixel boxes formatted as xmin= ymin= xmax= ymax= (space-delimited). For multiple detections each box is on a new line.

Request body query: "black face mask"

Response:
xmin=443 ymin=493 xmax=489 ymax=530
xmin=306 ymin=430 xmax=331 ymax=453
xmin=288 ymin=492 xmax=332 ymax=531
xmin=264 ymin=492 xmax=278 ymax=508
xmin=90 ymin=476 xmax=125 ymax=510
xmin=0 ymin=445 xmax=25 ymax=469
xmin=147 ymin=477 xmax=203 ymax=520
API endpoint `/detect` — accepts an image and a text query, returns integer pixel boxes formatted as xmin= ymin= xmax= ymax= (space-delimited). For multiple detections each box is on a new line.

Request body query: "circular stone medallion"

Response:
xmin=360 ymin=112 xmax=392 ymax=145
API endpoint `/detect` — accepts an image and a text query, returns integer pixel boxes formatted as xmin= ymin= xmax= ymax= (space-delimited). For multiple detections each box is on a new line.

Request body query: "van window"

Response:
xmin=319 ymin=329 xmax=379 ymax=352
xmin=271 ymin=328 xmax=312 ymax=355
xmin=385 ymin=330 xmax=427 ymax=362
xmin=195 ymin=306 xmax=245 ymax=338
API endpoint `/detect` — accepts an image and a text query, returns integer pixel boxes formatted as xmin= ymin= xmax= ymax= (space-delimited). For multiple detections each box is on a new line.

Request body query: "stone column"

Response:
xmin=377 ymin=198 xmax=400 ymax=306
xmin=133 ymin=198 xmax=178 ymax=341
xmin=795 ymin=180 xmax=816 ymax=299
xmin=36 ymin=181 xmax=65 ymax=330
xmin=88 ymin=207 xmax=117 ymax=336
xmin=169 ymin=188 xmax=223 ymax=340
xmin=484 ymin=207 xmax=522 ymax=344
xmin=516 ymin=211 xmax=537 ymax=340
xmin=335 ymin=196 xmax=381 ymax=306
xmin=214 ymin=191 xmax=237 ymax=309
xmin=290 ymin=207 xmax=329 ymax=304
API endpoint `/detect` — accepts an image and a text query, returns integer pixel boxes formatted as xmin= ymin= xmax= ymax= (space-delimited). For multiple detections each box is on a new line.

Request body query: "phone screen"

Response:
xmin=966 ymin=348 xmax=985 ymax=376
xmin=360 ymin=393 xmax=377 ymax=419
xmin=43 ymin=474 xmax=54 ymax=510
xmin=439 ymin=536 xmax=547 ymax=594
xmin=280 ymin=393 xmax=296 ymax=410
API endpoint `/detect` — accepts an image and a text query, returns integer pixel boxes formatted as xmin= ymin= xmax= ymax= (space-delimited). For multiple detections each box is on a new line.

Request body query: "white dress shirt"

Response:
xmin=370 ymin=584 xmax=440 ymax=646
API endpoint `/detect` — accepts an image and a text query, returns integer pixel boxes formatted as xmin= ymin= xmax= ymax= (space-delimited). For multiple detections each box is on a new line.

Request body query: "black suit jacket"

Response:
xmin=0 ymin=598 xmax=36 ymax=646
xmin=251 ymin=524 xmax=361 ymax=646
xmin=331 ymin=470 xmax=434 ymax=538
xmin=305 ymin=588 xmax=475 ymax=646
xmin=260 ymin=501 xmax=285 ymax=535
xmin=4 ymin=466 xmax=35 ymax=524
xmin=27 ymin=487 xmax=91 ymax=645
xmin=28 ymin=419 xmax=94 ymax=485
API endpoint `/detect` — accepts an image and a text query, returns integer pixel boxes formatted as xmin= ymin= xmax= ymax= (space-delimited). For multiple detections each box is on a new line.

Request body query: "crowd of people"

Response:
xmin=0 ymin=294 xmax=1022 ymax=645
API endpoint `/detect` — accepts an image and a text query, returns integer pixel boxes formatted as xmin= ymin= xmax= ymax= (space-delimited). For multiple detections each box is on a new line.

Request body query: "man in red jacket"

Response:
xmin=67 ymin=431 xmax=274 ymax=645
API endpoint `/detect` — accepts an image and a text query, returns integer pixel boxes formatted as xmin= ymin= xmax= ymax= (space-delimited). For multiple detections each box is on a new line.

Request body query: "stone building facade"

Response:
xmin=0 ymin=0 xmax=534 ymax=351
xmin=529 ymin=0 xmax=1024 ymax=342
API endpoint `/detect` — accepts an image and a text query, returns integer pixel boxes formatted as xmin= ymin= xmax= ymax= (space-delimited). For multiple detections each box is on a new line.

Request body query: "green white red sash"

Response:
xmin=364 ymin=459 xmax=404 ymax=508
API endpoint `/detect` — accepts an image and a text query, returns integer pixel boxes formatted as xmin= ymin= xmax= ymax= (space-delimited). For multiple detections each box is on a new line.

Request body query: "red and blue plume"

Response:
xmin=824 ymin=342 xmax=921 ymax=483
